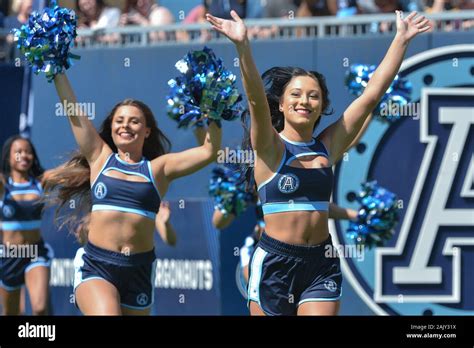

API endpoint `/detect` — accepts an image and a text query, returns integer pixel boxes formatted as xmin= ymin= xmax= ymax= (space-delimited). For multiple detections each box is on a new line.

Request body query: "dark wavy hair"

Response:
xmin=241 ymin=67 xmax=333 ymax=192
xmin=75 ymin=0 xmax=106 ymax=27
xmin=1 ymin=135 xmax=44 ymax=180
xmin=44 ymin=99 xmax=171 ymax=235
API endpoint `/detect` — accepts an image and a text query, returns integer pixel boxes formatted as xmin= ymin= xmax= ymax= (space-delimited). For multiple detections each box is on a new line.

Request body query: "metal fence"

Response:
xmin=71 ymin=10 xmax=474 ymax=48
xmin=0 ymin=10 xmax=473 ymax=53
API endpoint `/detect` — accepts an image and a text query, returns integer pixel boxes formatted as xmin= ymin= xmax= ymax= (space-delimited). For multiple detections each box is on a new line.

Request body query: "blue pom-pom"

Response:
xmin=346 ymin=181 xmax=400 ymax=249
xmin=345 ymin=64 xmax=412 ymax=123
xmin=345 ymin=64 xmax=375 ymax=96
xmin=167 ymin=47 xmax=243 ymax=129
xmin=12 ymin=0 xmax=79 ymax=82
xmin=209 ymin=163 xmax=254 ymax=217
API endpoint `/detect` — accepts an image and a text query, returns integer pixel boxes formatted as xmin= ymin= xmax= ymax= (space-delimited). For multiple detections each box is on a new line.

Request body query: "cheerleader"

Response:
xmin=44 ymin=73 xmax=221 ymax=315
xmin=216 ymin=114 xmax=372 ymax=287
xmin=0 ymin=136 xmax=53 ymax=315
xmin=211 ymin=116 xmax=371 ymax=287
xmin=206 ymin=10 xmax=430 ymax=315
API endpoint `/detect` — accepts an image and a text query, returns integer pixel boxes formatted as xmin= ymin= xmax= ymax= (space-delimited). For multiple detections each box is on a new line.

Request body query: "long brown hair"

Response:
xmin=44 ymin=99 xmax=171 ymax=234
xmin=75 ymin=0 xmax=106 ymax=27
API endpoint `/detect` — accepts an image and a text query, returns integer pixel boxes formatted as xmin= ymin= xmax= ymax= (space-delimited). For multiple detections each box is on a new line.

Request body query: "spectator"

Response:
xmin=75 ymin=0 xmax=120 ymax=45
xmin=179 ymin=1 xmax=246 ymax=42
xmin=425 ymin=0 xmax=473 ymax=30
xmin=262 ymin=0 xmax=298 ymax=18
xmin=458 ymin=0 xmax=474 ymax=10
xmin=400 ymin=0 xmax=425 ymax=11
xmin=336 ymin=0 xmax=359 ymax=17
xmin=4 ymin=0 xmax=32 ymax=31
xmin=356 ymin=0 xmax=379 ymax=13
xmin=182 ymin=0 xmax=249 ymax=24
xmin=182 ymin=4 xmax=206 ymax=24
xmin=369 ymin=1 xmax=426 ymax=33
xmin=75 ymin=0 xmax=120 ymax=30
xmin=294 ymin=0 xmax=360 ymax=18
xmin=295 ymin=0 xmax=338 ymax=17
xmin=373 ymin=0 xmax=402 ymax=12
xmin=177 ymin=4 xmax=206 ymax=42
xmin=183 ymin=1 xmax=248 ymax=23
xmin=121 ymin=0 xmax=175 ymax=41
xmin=425 ymin=0 xmax=474 ymax=12
xmin=181 ymin=0 xmax=293 ymax=42
xmin=3 ymin=0 xmax=32 ymax=60
xmin=253 ymin=0 xmax=295 ymax=39
xmin=293 ymin=1 xmax=338 ymax=37
xmin=371 ymin=0 xmax=424 ymax=12
xmin=372 ymin=0 xmax=404 ymax=33
xmin=456 ymin=1 xmax=474 ymax=29
xmin=247 ymin=0 xmax=298 ymax=39
xmin=424 ymin=0 xmax=452 ymax=12
xmin=246 ymin=0 xmax=284 ymax=39
xmin=205 ymin=0 xmax=247 ymax=19
xmin=246 ymin=0 xmax=265 ymax=18
xmin=334 ymin=1 xmax=362 ymax=36
xmin=198 ymin=0 xmax=282 ymax=39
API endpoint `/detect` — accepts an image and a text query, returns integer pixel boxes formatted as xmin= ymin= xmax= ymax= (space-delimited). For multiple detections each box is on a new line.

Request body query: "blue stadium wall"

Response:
xmin=1 ymin=31 xmax=472 ymax=315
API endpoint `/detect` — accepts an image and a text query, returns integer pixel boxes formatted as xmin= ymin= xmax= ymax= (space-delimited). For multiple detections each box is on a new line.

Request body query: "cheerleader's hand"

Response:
xmin=395 ymin=11 xmax=432 ymax=42
xmin=348 ymin=209 xmax=359 ymax=222
xmin=206 ymin=10 xmax=248 ymax=46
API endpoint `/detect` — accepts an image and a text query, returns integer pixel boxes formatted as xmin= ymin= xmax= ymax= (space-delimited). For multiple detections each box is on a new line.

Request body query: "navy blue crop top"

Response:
xmin=91 ymin=153 xmax=161 ymax=220
xmin=257 ymin=134 xmax=333 ymax=215
xmin=1 ymin=177 xmax=44 ymax=230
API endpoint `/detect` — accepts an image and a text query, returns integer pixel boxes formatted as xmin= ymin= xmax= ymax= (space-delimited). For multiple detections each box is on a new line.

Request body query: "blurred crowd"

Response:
xmin=0 ymin=0 xmax=472 ymax=46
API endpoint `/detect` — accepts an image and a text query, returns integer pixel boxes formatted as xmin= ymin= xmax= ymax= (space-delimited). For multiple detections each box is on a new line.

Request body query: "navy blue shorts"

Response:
xmin=0 ymin=239 xmax=54 ymax=291
xmin=247 ymin=232 xmax=342 ymax=316
xmin=73 ymin=242 xmax=157 ymax=310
